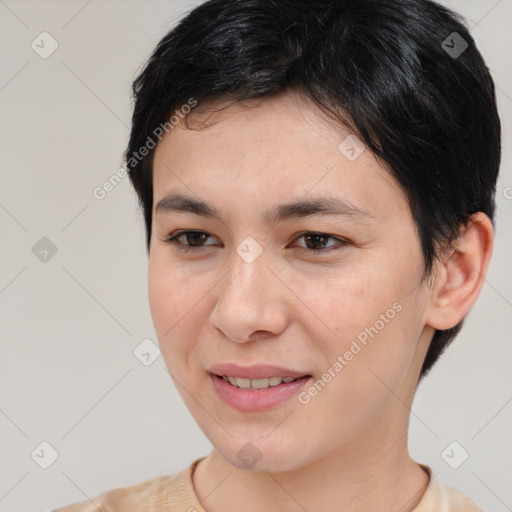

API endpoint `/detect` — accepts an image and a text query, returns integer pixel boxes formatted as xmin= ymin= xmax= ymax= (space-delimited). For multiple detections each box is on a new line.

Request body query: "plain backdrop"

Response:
xmin=0 ymin=1 xmax=511 ymax=511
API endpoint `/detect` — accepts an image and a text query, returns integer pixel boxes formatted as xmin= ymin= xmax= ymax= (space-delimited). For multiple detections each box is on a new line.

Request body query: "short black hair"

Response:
xmin=124 ymin=0 xmax=501 ymax=379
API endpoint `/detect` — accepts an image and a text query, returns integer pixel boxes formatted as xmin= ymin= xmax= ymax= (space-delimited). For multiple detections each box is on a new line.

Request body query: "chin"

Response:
xmin=212 ymin=434 xmax=314 ymax=473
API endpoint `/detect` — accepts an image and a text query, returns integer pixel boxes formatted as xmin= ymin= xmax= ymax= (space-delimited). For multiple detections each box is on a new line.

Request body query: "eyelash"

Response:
xmin=161 ymin=230 xmax=349 ymax=255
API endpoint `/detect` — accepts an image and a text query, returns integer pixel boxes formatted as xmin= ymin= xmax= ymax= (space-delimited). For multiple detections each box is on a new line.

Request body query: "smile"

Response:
xmin=210 ymin=373 xmax=313 ymax=412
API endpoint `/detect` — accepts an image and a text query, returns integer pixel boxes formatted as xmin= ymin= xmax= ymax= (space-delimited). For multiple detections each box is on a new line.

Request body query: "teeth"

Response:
xmin=236 ymin=378 xmax=251 ymax=389
xmin=251 ymin=378 xmax=270 ymax=389
xmin=220 ymin=375 xmax=300 ymax=389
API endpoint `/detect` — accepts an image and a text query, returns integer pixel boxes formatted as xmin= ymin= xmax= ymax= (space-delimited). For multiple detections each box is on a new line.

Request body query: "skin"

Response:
xmin=148 ymin=89 xmax=494 ymax=512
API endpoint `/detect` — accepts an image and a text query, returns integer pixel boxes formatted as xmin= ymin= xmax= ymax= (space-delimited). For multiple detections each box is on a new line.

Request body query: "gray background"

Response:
xmin=0 ymin=1 xmax=510 ymax=511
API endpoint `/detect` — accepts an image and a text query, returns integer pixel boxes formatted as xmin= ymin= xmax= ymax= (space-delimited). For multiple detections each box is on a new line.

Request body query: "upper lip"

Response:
xmin=209 ymin=363 xmax=310 ymax=380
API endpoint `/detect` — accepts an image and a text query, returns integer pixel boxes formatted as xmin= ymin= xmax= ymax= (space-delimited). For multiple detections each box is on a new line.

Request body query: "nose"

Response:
xmin=210 ymin=247 xmax=289 ymax=343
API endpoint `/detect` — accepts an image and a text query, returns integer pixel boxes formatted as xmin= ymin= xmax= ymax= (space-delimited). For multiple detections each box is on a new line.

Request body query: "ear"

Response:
xmin=424 ymin=212 xmax=494 ymax=330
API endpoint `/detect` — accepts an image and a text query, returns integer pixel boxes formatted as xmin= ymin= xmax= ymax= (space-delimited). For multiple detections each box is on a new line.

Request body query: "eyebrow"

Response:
xmin=155 ymin=193 xmax=375 ymax=223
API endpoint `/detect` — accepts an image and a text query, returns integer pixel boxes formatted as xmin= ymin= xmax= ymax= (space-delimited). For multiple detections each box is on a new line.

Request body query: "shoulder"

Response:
xmin=51 ymin=474 xmax=174 ymax=512
xmin=415 ymin=465 xmax=484 ymax=512
xmin=51 ymin=460 xmax=203 ymax=512
xmin=438 ymin=481 xmax=484 ymax=512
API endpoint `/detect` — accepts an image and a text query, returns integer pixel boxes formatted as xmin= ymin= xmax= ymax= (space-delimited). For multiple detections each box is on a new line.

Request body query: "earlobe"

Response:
xmin=425 ymin=212 xmax=494 ymax=331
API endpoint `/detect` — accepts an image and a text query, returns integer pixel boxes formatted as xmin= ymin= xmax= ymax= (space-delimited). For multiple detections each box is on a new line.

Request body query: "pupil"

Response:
xmin=305 ymin=234 xmax=326 ymax=249
xmin=188 ymin=232 xmax=207 ymax=246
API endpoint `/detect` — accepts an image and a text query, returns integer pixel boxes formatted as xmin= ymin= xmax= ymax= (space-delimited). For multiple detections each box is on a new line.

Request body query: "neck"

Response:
xmin=192 ymin=411 xmax=429 ymax=512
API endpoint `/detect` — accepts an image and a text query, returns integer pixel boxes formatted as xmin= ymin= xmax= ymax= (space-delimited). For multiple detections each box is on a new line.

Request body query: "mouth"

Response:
xmin=208 ymin=365 xmax=313 ymax=411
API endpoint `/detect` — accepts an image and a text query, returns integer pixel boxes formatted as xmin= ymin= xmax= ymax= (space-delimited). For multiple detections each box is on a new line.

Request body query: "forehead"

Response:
xmin=152 ymin=91 xmax=409 ymax=221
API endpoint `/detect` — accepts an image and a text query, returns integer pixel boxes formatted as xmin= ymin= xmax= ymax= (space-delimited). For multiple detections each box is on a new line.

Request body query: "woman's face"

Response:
xmin=148 ymin=91 xmax=435 ymax=472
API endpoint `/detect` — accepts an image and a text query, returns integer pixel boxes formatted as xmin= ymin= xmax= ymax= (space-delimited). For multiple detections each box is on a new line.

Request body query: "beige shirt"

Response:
xmin=53 ymin=458 xmax=483 ymax=511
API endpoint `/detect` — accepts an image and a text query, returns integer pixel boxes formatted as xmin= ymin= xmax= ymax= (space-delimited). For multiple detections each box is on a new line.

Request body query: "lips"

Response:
xmin=210 ymin=373 xmax=312 ymax=412
xmin=208 ymin=363 xmax=313 ymax=411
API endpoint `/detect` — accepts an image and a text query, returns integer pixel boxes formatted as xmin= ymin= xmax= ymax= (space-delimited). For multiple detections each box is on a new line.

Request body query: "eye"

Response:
xmin=291 ymin=232 xmax=349 ymax=255
xmin=161 ymin=230 xmax=219 ymax=252
xmin=161 ymin=230 xmax=348 ymax=255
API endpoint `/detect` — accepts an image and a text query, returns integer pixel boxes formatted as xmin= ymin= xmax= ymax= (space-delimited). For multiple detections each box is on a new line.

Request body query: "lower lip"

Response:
xmin=210 ymin=374 xmax=312 ymax=412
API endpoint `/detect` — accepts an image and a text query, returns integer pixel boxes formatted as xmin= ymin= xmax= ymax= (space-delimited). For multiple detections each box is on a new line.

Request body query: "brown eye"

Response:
xmin=180 ymin=231 xmax=209 ymax=246
xmin=303 ymin=233 xmax=332 ymax=250
xmin=293 ymin=232 xmax=348 ymax=254
xmin=162 ymin=230 xmax=218 ymax=252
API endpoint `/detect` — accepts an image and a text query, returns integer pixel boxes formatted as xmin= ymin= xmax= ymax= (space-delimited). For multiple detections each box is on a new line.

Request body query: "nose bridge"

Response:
xmin=211 ymin=240 xmax=287 ymax=342
xmin=226 ymin=244 xmax=270 ymax=310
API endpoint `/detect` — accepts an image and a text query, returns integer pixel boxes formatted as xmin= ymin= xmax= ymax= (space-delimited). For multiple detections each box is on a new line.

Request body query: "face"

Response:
xmin=148 ymin=90 xmax=435 ymax=472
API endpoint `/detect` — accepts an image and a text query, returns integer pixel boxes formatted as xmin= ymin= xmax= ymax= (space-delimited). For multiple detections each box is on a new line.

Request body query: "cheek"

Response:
xmin=148 ymin=251 xmax=202 ymax=322
xmin=286 ymin=265 xmax=393 ymax=341
xmin=294 ymin=299 xmax=423 ymax=442
xmin=148 ymin=255 xmax=216 ymax=365
xmin=289 ymin=257 xmax=424 ymax=375
xmin=148 ymin=257 xmax=192 ymax=352
xmin=148 ymin=259 xmax=177 ymax=334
